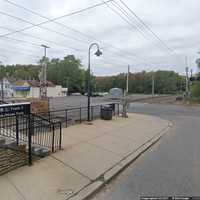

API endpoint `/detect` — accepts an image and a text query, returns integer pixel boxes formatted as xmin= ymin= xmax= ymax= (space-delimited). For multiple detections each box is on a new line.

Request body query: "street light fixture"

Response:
xmin=87 ymin=43 xmax=102 ymax=122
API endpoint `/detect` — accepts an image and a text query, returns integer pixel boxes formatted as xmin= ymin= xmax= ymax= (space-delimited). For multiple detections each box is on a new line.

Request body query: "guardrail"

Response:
xmin=38 ymin=103 xmax=120 ymax=127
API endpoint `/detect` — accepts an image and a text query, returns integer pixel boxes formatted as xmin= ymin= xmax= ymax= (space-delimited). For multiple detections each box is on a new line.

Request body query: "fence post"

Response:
xmin=65 ymin=110 xmax=68 ymax=128
xmin=117 ymin=103 xmax=120 ymax=116
xmin=59 ymin=122 xmax=62 ymax=150
xmin=15 ymin=114 xmax=19 ymax=146
xmin=52 ymin=125 xmax=55 ymax=153
xmin=79 ymin=107 xmax=82 ymax=123
xmin=100 ymin=105 xmax=102 ymax=118
xmin=91 ymin=106 xmax=94 ymax=121
xmin=48 ymin=111 xmax=51 ymax=121
xmin=28 ymin=113 xmax=32 ymax=166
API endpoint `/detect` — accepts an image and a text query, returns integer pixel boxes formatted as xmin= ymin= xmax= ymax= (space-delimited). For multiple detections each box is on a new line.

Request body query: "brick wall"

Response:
xmin=0 ymin=147 xmax=27 ymax=175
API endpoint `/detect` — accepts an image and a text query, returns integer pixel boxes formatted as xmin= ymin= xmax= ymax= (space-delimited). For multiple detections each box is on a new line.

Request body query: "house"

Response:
xmin=0 ymin=78 xmax=14 ymax=98
xmin=14 ymin=80 xmax=68 ymax=98
xmin=28 ymin=80 xmax=68 ymax=98
xmin=0 ymin=78 xmax=68 ymax=99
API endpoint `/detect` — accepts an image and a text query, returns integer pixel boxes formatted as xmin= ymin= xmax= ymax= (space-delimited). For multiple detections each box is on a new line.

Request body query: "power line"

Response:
xmin=0 ymin=47 xmax=41 ymax=59
xmin=103 ymin=0 xmax=182 ymax=64
xmin=2 ymin=0 xmax=92 ymax=43
xmin=0 ymin=10 xmax=90 ymax=45
xmin=0 ymin=28 xmax=137 ymax=66
xmin=110 ymin=1 xmax=180 ymax=60
xmin=108 ymin=1 xmax=172 ymax=53
xmin=3 ymin=0 xmax=175 ymax=57
xmin=0 ymin=26 xmax=84 ymax=52
xmin=0 ymin=0 xmax=114 ymax=38
xmin=3 ymin=36 xmax=40 ymax=47
xmin=0 ymin=0 xmax=178 ymax=68
xmin=110 ymin=1 xmax=167 ymax=51
xmin=102 ymin=0 xmax=174 ymax=63
xmin=0 ymin=3 xmax=143 ymax=61
xmin=1 ymin=0 xmax=150 ymax=63
xmin=0 ymin=25 xmax=148 ymax=66
xmin=117 ymin=0 xmax=178 ymax=55
xmin=102 ymin=0 xmax=149 ymax=40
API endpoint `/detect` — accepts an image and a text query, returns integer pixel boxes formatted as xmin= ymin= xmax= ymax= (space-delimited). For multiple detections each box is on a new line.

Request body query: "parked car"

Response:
xmin=71 ymin=93 xmax=82 ymax=96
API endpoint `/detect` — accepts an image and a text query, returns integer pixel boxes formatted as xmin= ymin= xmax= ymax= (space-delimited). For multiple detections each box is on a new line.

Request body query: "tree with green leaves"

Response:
xmin=47 ymin=55 xmax=86 ymax=93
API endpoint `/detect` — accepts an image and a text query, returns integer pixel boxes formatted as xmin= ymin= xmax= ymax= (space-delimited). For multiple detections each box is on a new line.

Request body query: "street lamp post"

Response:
xmin=87 ymin=43 xmax=102 ymax=122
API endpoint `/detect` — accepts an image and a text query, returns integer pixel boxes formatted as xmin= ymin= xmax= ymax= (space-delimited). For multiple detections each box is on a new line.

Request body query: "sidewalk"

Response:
xmin=0 ymin=113 xmax=170 ymax=200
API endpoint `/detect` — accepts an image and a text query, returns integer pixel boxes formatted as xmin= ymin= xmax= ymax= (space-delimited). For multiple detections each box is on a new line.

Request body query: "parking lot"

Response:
xmin=49 ymin=96 xmax=118 ymax=110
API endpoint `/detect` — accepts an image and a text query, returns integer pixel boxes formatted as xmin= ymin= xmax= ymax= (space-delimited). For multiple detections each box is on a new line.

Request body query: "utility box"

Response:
xmin=101 ymin=106 xmax=113 ymax=120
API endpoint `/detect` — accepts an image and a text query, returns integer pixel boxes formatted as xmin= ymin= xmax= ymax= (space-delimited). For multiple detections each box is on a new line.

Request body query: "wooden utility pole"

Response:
xmin=185 ymin=56 xmax=189 ymax=97
xmin=126 ymin=65 xmax=130 ymax=94
xmin=152 ymin=73 xmax=155 ymax=97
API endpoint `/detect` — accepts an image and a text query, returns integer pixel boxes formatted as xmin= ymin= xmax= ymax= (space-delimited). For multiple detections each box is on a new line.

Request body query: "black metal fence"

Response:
xmin=0 ymin=103 xmax=62 ymax=166
xmin=0 ymin=100 xmax=7 ymax=104
xmin=38 ymin=103 xmax=120 ymax=127
xmin=0 ymin=102 xmax=120 ymax=167
xmin=30 ymin=113 xmax=62 ymax=152
xmin=0 ymin=113 xmax=62 ymax=150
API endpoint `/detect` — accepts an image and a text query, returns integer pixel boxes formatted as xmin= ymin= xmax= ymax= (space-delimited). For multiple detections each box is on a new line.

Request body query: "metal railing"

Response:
xmin=38 ymin=103 xmax=120 ymax=127
xmin=0 ymin=113 xmax=62 ymax=152
xmin=29 ymin=113 xmax=62 ymax=152
xmin=0 ymin=100 xmax=7 ymax=105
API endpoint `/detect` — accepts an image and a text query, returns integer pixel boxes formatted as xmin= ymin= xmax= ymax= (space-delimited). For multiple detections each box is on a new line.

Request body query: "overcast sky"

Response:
xmin=0 ymin=0 xmax=200 ymax=76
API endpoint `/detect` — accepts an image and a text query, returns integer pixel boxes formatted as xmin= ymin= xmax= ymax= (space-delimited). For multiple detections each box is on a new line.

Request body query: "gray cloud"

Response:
xmin=0 ymin=0 xmax=199 ymax=75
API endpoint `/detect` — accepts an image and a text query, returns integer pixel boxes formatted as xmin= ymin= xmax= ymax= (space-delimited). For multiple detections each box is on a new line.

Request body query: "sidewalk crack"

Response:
xmin=5 ymin=175 xmax=27 ymax=200
xmin=50 ymin=155 xmax=92 ymax=181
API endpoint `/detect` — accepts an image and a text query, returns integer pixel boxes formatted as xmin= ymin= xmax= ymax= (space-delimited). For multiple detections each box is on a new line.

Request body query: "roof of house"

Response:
xmin=11 ymin=80 xmax=55 ymax=87
xmin=27 ymin=80 xmax=55 ymax=87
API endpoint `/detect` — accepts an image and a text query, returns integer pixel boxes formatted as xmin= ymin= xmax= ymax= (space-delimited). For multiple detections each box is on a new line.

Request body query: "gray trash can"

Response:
xmin=101 ymin=106 xmax=113 ymax=120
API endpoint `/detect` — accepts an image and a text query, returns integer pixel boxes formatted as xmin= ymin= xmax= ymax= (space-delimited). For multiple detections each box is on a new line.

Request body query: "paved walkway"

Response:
xmin=0 ymin=113 xmax=169 ymax=200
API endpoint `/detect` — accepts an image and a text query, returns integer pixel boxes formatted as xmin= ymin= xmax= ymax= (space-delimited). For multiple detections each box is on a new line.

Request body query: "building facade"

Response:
xmin=0 ymin=79 xmax=68 ymax=99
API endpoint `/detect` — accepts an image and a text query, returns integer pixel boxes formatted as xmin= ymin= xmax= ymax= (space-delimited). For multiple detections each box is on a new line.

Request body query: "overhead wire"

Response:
xmin=0 ymin=0 xmax=114 ymax=38
xmin=0 ymin=26 xmax=84 ymax=53
xmin=0 ymin=0 xmax=179 ymax=69
xmin=103 ymin=0 xmax=183 ymax=64
xmin=1 ymin=0 xmax=151 ymax=63
xmin=118 ymin=0 xmax=178 ymax=54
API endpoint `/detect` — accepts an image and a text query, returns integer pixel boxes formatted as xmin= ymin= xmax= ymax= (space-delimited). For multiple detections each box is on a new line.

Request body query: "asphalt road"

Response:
xmin=92 ymin=103 xmax=200 ymax=199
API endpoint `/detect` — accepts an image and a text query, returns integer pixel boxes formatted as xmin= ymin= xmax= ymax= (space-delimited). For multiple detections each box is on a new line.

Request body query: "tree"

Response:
xmin=196 ymin=58 xmax=200 ymax=69
xmin=47 ymin=55 xmax=85 ymax=93
xmin=96 ymin=70 xmax=182 ymax=94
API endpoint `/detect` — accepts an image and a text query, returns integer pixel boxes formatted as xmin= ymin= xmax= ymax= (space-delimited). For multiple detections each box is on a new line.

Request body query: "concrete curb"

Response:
xmin=67 ymin=122 xmax=171 ymax=200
